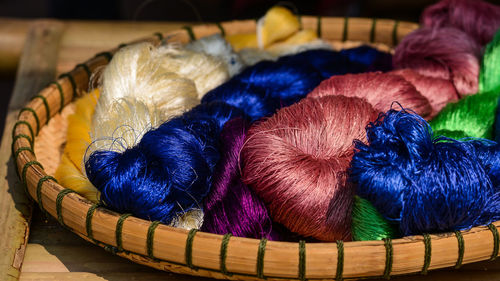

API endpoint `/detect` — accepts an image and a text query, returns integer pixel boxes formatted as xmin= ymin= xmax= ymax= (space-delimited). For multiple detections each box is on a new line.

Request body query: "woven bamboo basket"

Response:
xmin=12 ymin=16 xmax=500 ymax=280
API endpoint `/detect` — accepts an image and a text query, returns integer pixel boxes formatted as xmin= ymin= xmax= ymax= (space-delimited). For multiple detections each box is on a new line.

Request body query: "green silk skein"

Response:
xmin=430 ymin=90 xmax=500 ymax=139
xmin=352 ymin=196 xmax=399 ymax=241
xmin=480 ymin=28 xmax=500 ymax=94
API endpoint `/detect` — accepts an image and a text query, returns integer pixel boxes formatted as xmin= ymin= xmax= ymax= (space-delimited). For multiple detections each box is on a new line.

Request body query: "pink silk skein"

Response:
xmin=390 ymin=69 xmax=459 ymax=117
xmin=308 ymin=72 xmax=432 ymax=118
xmin=241 ymin=96 xmax=379 ymax=241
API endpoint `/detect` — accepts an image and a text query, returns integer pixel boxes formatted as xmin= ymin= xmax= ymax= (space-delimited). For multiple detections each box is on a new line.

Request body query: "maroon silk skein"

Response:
xmin=421 ymin=0 xmax=500 ymax=46
xmin=393 ymin=27 xmax=480 ymax=96
xmin=241 ymin=96 xmax=379 ymax=241
xmin=307 ymin=72 xmax=432 ymax=118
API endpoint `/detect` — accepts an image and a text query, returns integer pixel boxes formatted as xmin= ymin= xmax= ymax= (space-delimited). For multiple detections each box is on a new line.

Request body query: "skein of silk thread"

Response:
xmin=390 ymin=69 xmax=458 ymax=117
xmin=242 ymin=95 xmax=379 ymax=241
xmin=479 ymin=28 xmax=500 ymax=94
xmin=186 ymin=33 xmax=245 ymax=77
xmin=393 ymin=26 xmax=480 ymax=96
xmin=351 ymin=196 xmax=399 ymax=241
xmin=307 ymin=72 xmax=432 ymax=118
xmin=421 ymin=0 xmax=500 ymax=46
xmin=351 ymin=107 xmax=500 ymax=235
xmin=55 ymin=90 xmax=100 ymax=202
xmin=200 ymin=117 xmax=281 ymax=240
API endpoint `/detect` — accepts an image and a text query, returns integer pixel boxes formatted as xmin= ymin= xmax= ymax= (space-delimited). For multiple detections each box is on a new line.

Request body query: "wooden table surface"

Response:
xmin=3 ymin=18 xmax=500 ymax=281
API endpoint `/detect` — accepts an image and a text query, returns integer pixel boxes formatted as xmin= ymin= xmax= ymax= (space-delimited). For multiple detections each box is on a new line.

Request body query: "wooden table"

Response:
xmin=3 ymin=18 xmax=500 ymax=281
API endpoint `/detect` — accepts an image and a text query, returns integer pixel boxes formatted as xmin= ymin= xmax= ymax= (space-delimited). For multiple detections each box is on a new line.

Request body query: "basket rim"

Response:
xmin=13 ymin=15 xmax=499 ymax=281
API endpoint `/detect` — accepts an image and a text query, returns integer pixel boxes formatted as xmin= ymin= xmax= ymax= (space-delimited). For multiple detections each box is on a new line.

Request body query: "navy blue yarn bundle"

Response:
xmin=350 ymin=108 xmax=500 ymax=235
xmin=85 ymin=47 xmax=392 ymax=224
xmin=339 ymin=45 xmax=393 ymax=72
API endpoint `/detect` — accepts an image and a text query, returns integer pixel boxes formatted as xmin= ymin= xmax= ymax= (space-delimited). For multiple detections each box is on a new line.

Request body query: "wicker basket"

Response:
xmin=12 ymin=16 xmax=500 ymax=280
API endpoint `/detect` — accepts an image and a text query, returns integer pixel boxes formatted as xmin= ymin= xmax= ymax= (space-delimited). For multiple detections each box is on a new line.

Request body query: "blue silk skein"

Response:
xmin=350 ymin=108 xmax=500 ymax=235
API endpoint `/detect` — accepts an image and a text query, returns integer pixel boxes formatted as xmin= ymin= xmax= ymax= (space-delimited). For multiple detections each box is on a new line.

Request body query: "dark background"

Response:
xmin=1 ymin=0 xmax=500 ymax=137
xmin=0 ymin=0 xmax=448 ymax=22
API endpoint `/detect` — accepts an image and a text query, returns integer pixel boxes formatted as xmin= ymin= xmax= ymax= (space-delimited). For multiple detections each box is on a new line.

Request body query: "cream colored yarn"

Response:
xmin=186 ymin=33 xmax=244 ymax=77
xmin=88 ymin=97 xmax=162 ymax=154
xmin=157 ymin=45 xmax=230 ymax=97
xmin=92 ymin=42 xmax=231 ymax=150
xmin=170 ymin=209 xmax=204 ymax=230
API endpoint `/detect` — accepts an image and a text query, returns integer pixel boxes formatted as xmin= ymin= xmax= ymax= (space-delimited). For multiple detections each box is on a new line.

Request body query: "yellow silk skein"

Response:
xmin=55 ymin=90 xmax=100 ymax=202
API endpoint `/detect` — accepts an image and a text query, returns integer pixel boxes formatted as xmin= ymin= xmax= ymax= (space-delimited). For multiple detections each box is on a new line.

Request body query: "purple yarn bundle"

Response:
xmin=200 ymin=118 xmax=281 ymax=239
xmin=421 ymin=0 xmax=500 ymax=46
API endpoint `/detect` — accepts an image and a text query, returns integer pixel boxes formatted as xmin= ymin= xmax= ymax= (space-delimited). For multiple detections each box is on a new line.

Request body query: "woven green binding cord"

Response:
xmin=12 ymin=134 xmax=33 ymax=153
xmin=49 ymin=81 xmax=65 ymax=112
xmin=14 ymin=147 xmax=34 ymax=162
xmin=370 ymin=18 xmax=377 ymax=43
xmin=256 ymin=238 xmax=268 ymax=279
xmin=489 ymin=224 xmax=500 ymax=260
xmin=85 ymin=203 xmax=100 ymax=240
xmin=421 ymin=234 xmax=432 ymax=275
xmin=76 ymin=63 xmax=92 ymax=78
xmin=336 ymin=240 xmax=344 ymax=281
xmin=36 ymin=176 xmax=57 ymax=212
xmin=56 ymin=189 xmax=76 ymax=226
xmin=21 ymin=161 xmax=43 ymax=185
xmin=13 ymin=121 xmax=34 ymax=142
xmin=185 ymin=229 xmax=198 ymax=269
xmin=30 ymin=95 xmax=51 ymax=125
xmin=298 ymin=240 xmax=306 ymax=281
xmin=183 ymin=26 xmax=196 ymax=41
xmin=18 ymin=108 xmax=39 ymax=134
xmin=147 ymin=221 xmax=161 ymax=259
xmin=216 ymin=22 xmax=225 ymax=36
xmin=154 ymin=32 xmax=163 ymax=40
xmin=392 ymin=20 xmax=400 ymax=46
xmin=220 ymin=233 xmax=232 ymax=275
xmin=115 ymin=213 xmax=132 ymax=251
xmin=383 ymin=238 xmax=393 ymax=279
xmin=342 ymin=17 xmax=349 ymax=42
xmin=58 ymin=73 xmax=77 ymax=97
xmin=317 ymin=16 xmax=322 ymax=38
xmin=94 ymin=51 xmax=113 ymax=62
xmin=454 ymin=231 xmax=465 ymax=268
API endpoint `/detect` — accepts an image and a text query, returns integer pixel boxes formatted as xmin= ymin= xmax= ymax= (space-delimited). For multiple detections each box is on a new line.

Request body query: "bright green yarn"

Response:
xmin=479 ymin=28 xmax=500 ymax=93
xmin=430 ymin=90 xmax=500 ymax=139
xmin=430 ymin=28 xmax=500 ymax=139
xmin=352 ymin=196 xmax=399 ymax=241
